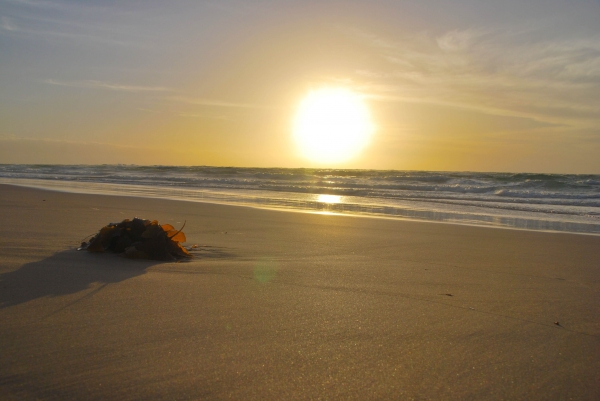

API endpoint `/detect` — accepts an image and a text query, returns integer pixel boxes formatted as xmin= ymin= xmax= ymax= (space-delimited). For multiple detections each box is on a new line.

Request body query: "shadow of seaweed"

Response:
xmin=0 ymin=250 xmax=161 ymax=309
xmin=190 ymin=245 xmax=236 ymax=259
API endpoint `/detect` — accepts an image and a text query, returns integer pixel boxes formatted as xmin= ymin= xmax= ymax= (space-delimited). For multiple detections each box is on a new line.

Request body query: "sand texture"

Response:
xmin=1 ymin=184 xmax=599 ymax=400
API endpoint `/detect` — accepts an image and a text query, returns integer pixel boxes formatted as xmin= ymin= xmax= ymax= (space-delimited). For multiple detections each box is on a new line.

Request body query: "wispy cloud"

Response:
xmin=0 ymin=135 xmax=215 ymax=165
xmin=1 ymin=24 xmax=142 ymax=47
xmin=1 ymin=16 xmax=17 ymax=31
xmin=136 ymin=107 xmax=163 ymax=114
xmin=168 ymin=96 xmax=273 ymax=109
xmin=436 ymin=29 xmax=481 ymax=52
xmin=44 ymin=79 xmax=170 ymax=92
xmin=0 ymin=135 xmax=139 ymax=148
xmin=351 ymin=26 xmax=600 ymax=129
xmin=135 ymin=107 xmax=230 ymax=120
xmin=6 ymin=0 xmax=65 ymax=9
xmin=2 ymin=1 xmax=147 ymax=47
xmin=177 ymin=112 xmax=229 ymax=120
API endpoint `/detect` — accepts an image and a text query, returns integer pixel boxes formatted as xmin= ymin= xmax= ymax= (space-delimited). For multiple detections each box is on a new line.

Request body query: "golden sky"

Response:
xmin=1 ymin=0 xmax=599 ymax=173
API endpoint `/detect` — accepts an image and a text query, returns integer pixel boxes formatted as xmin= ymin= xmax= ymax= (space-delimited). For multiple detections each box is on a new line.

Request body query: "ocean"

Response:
xmin=1 ymin=164 xmax=599 ymax=235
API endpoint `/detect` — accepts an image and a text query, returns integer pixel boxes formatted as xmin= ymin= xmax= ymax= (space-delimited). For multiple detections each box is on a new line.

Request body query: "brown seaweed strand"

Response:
xmin=168 ymin=220 xmax=186 ymax=240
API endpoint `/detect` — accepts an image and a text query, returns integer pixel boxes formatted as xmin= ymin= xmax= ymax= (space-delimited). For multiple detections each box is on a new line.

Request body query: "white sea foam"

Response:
xmin=1 ymin=165 xmax=599 ymax=234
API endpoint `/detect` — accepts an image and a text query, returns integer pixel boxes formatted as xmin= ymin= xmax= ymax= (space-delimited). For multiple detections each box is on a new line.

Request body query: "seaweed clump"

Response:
xmin=78 ymin=218 xmax=192 ymax=261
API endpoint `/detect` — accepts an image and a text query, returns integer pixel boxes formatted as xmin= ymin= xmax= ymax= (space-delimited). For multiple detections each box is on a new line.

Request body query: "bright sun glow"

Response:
xmin=317 ymin=194 xmax=341 ymax=204
xmin=293 ymin=88 xmax=374 ymax=164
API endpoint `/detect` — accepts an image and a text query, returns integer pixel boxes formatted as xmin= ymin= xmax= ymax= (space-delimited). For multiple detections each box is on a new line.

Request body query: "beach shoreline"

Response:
xmin=2 ymin=177 xmax=599 ymax=237
xmin=1 ymin=184 xmax=599 ymax=399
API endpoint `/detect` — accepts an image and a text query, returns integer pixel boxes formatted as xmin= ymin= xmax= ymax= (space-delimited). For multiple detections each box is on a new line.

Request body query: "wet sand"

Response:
xmin=1 ymin=184 xmax=599 ymax=400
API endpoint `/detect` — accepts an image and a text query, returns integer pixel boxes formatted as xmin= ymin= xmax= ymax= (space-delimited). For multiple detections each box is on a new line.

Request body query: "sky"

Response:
xmin=1 ymin=0 xmax=599 ymax=173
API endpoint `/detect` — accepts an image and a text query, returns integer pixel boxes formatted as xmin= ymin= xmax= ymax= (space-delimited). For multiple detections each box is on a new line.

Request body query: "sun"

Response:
xmin=293 ymin=87 xmax=374 ymax=164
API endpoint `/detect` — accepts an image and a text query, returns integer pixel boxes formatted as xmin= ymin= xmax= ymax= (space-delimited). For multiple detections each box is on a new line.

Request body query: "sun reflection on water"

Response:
xmin=317 ymin=194 xmax=342 ymax=204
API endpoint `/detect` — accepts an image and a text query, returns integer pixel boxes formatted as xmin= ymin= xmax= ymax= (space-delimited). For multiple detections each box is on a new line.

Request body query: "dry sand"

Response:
xmin=1 ymin=184 xmax=599 ymax=400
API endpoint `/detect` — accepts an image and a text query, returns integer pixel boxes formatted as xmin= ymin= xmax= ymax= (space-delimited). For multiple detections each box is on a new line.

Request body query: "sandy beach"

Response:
xmin=1 ymin=183 xmax=599 ymax=400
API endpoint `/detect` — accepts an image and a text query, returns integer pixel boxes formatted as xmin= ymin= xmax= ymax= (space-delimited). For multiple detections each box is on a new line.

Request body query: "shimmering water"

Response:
xmin=1 ymin=165 xmax=599 ymax=234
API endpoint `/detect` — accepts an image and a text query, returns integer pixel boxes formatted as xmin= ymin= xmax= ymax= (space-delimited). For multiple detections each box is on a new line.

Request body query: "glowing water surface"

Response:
xmin=1 ymin=177 xmax=599 ymax=235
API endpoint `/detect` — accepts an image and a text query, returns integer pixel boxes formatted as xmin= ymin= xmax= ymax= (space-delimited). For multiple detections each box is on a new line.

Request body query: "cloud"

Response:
xmin=2 ymin=1 xmax=146 ymax=47
xmin=136 ymin=107 xmax=163 ymax=114
xmin=44 ymin=79 xmax=170 ymax=92
xmin=0 ymin=135 xmax=226 ymax=166
xmin=177 ymin=112 xmax=229 ymax=120
xmin=0 ymin=136 xmax=179 ymax=165
xmin=1 ymin=16 xmax=17 ymax=31
xmin=6 ymin=0 xmax=63 ymax=9
xmin=0 ymin=22 xmax=140 ymax=47
xmin=167 ymin=96 xmax=273 ymax=109
xmin=352 ymin=26 xmax=600 ymax=130
xmin=436 ymin=29 xmax=479 ymax=52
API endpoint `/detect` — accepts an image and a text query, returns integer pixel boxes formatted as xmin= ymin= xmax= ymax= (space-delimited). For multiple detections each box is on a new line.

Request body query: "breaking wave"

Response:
xmin=1 ymin=165 xmax=599 ymax=234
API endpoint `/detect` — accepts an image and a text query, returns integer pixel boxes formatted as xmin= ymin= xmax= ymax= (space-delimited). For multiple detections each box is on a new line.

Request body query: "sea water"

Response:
xmin=1 ymin=165 xmax=599 ymax=234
